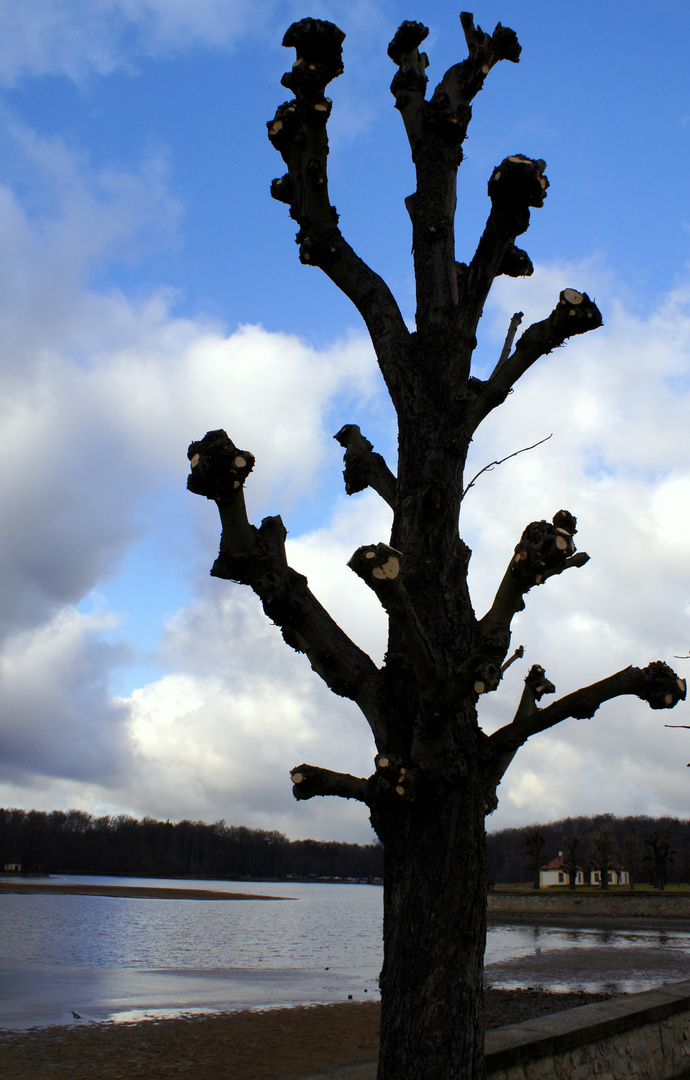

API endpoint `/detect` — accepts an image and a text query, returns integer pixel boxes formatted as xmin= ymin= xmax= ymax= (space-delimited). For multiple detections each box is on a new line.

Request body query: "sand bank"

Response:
xmin=0 ymin=881 xmax=287 ymax=901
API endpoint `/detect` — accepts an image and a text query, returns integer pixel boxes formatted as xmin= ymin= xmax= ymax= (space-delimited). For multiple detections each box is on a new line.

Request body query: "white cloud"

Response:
xmin=462 ymin=263 xmax=690 ymax=829
xmin=0 ymin=79 xmax=689 ymax=844
xmin=0 ymin=0 xmax=270 ymax=84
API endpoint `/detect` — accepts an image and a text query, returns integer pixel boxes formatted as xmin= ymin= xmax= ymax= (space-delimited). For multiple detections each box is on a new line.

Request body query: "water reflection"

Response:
xmin=3 ymin=876 xmax=690 ymax=1026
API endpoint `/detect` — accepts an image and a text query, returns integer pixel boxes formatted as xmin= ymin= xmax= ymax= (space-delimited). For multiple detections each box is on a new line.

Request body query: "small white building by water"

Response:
xmin=540 ymin=852 xmax=630 ymax=888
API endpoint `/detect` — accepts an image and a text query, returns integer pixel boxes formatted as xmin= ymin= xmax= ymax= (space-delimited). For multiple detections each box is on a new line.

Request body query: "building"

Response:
xmin=540 ymin=852 xmax=629 ymax=888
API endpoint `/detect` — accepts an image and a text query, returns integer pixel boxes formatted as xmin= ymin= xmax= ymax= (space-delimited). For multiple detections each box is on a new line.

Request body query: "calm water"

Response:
xmin=2 ymin=875 xmax=690 ymax=1028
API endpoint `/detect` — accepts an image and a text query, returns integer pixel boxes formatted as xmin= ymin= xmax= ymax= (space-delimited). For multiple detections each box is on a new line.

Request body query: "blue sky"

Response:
xmin=0 ymin=0 xmax=690 ymax=844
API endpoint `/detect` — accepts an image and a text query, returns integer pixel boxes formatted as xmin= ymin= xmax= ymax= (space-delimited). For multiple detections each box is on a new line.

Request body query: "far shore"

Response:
xmin=0 ymin=881 xmax=290 ymax=901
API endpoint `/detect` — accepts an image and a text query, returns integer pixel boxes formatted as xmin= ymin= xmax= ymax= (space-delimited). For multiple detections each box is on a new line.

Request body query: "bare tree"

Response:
xmin=563 ymin=834 xmax=580 ymax=890
xmin=186 ymin=14 xmax=687 ymax=1080
xmin=523 ymin=827 xmax=546 ymax=890
xmin=589 ymin=826 xmax=617 ymax=891
xmin=644 ymin=830 xmax=676 ymax=891
xmin=623 ymin=832 xmax=640 ymax=890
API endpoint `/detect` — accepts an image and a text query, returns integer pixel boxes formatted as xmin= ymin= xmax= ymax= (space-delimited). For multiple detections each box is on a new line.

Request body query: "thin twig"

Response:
xmin=501 ymin=645 xmax=525 ymax=675
xmin=461 ymin=434 xmax=553 ymax=501
xmin=490 ymin=311 xmax=523 ymax=378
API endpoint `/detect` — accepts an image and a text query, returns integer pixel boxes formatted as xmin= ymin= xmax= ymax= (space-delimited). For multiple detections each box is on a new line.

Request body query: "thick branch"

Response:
xmin=454 ymin=156 xmax=545 ymax=360
xmin=290 ymin=764 xmax=372 ymax=803
xmin=490 ymin=662 xmax=687 ymax=772
xmin=479 ymin=511 xmax=586 ymax=649
xmin=334 ymin=424 xmax=397 ymax=508
xmin=348 ymin=543 xmax=439 ymax=690
xmin=269 ymin=20 xmax=409 ymax=400
xmin=389 ymin=14 xmax=520 ymax=332
xmin=470 ymin=289 xmax=603 ymax=429
xmin=187 ymin=430 xmax=384 ymax=744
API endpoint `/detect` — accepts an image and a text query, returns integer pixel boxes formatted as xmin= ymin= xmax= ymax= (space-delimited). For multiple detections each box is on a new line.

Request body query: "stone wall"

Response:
xmin=486 ymin=981 xmax=690 ymax=1080
xmin=488 ymin=891 xmax=690 ymax=919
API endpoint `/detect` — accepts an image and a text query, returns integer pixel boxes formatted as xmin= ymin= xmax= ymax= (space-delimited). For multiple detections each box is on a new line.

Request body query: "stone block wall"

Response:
xmin=486 ymin=981 xmax=690 ymax=1080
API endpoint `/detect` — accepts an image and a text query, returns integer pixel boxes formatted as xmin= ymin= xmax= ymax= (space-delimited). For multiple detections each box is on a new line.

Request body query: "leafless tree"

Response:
xmin=589 ymin=826 xmax=617 ymax=891
xmin=523 ymin=827 xmax=546 ymax=890
xmin=187 ymin=14 xmax=687 ymax=1080
xmin=644 ymin=830 xmax=676 ymax=891
xmin=563 ymin=834 xmax=580 ymax=890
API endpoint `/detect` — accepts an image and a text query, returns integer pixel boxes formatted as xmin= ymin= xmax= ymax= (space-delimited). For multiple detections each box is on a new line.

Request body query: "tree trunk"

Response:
xmin=377 ymin=784 xmax=487 ymax=1080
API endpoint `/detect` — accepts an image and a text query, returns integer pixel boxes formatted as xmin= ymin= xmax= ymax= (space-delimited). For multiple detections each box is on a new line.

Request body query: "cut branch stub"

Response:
xmin=514 ymin=289 xmax=603 ymax=358
xmin=290 ymin=763 xmax=371 ymax=803
xmin=334 ymin=424 xmax=397 ymax=508
xmin=638 ymin=662 xmax=688 ymax=710
xmin=488 ymin=155 xmax=548 ymax=236
xmin=349 ymin=542 xmax=402 ymax=585
xmin=473 ymin=660 xmax=501 ymax=696
xmin=460 ymin=13 xmax=521 ymax=65
xmin=498 ymin=244 xmax=533 ymax=278
xmin=187 ymin=429 xmax=255 ymax=501
xmin=524 ymin=664 xmax=556 ymax=702
xmin=349 ymin=543 xmax=439 ymax=690
xmin=281 ymin=19 xmax=345 ymax=99
xmin=388 ymin=21 xmax=429 ymax=64
xmin=512 ymin=512 xmax=577 ymax=589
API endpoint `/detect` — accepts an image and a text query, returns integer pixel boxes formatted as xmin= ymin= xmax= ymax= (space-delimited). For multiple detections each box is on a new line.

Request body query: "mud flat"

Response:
xmin=0 ymin=991 xmax=621 ymax=1080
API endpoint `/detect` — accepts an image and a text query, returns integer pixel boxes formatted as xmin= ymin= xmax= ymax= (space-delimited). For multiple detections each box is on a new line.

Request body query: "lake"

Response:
xmin=2 ymin=875 xmax=690 ymax=1028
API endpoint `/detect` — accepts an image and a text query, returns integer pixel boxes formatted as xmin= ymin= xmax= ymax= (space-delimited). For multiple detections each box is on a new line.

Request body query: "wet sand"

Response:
xmin=0 ymin=882 xmax=287 ymax=901
xmin=0 ymin=991 xmax=618 ymax=1080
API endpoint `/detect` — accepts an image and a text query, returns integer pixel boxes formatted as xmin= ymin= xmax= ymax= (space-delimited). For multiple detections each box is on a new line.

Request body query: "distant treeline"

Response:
xmin=0 ymin=808 xmax=383 ymax=881
xmin=6 ymin=808 xmax=690 ymax=886
xmin=487 ymin=813 xmax=690 ymax=887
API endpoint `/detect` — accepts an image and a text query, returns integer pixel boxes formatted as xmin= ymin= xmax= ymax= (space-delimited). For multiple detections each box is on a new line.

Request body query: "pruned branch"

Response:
xmin=501 ymin=644 xmax=524 ymax=675
xmin=454 ymin=156 xmax=545 ymax=363
xmin=470 ymin=289 xmax=603 ymax=429
xmin=461 ymin=433 xmax=552 ymax=502
xmin=187 ymin=429 xmax=385 ymax=743
xmin=487 ymin=661 xmax=688 ymax=794
xmin=389 ymin=14 xmax=521 ymax=332
xmin=290 ymin=764 xmax=373 ymax=803
xmin=494 ymin=311 xmax=523 ymax=375
xmin=479 ymin=511 xmax=587 ymax=652
xmin=269 ymin=19 xmax=409 ymax=401
xmin=348 ymin=543 xmax=439 ymax=689
xmin=334 ymin=424 xmax=397 ymax=508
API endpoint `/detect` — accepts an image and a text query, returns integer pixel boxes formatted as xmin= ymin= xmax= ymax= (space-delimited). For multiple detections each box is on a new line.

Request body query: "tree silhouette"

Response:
xmin=589 ymin=825 xmax=617 ymax=891
xmin=563 ymin=834 xmax=580 ymax=890
xmin=523 ymin=827 xmax=546 ymax=890
xmin=644 ymin=830 xmax=675 ymax=891
xmin=187 ymin=14 xmax=687 ymax=1080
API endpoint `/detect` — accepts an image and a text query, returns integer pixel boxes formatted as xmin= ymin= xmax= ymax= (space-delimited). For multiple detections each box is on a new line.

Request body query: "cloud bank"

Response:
xmin=0 ymin=66 xmax=689 ymax=844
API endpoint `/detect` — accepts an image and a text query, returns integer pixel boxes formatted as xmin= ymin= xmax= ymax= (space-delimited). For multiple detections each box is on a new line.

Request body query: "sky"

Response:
xmin=0 ymin=0 xmax=690 ymax=845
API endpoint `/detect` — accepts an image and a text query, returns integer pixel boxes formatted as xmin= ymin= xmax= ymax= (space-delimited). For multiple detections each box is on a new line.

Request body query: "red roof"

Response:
xmin=541 ymin=855 xmax=566 ymax=871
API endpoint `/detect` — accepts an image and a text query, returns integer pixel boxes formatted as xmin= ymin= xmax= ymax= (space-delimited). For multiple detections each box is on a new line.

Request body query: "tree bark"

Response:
xmin=375 ymin=778 xmax=488 ymax=1080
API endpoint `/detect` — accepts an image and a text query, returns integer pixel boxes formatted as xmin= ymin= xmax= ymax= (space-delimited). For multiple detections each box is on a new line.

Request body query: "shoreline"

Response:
xmin=0 ymin=990 xmax=622 ymax=1080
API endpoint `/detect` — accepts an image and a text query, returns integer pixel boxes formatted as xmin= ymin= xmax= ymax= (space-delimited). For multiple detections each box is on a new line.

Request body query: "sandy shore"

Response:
xmin=0 ymin=882 xmax=287 ymax=901
xmin=0 ymin=991 xmax=619 ymax=1080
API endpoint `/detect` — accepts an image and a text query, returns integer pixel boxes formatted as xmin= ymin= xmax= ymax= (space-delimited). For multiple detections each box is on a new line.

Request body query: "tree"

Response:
xmin=186 ymin=14 xmax=687 ymax=1080
xmin=589 ymin=825 xmax=617 ymax=891
xmin=563 ymin=834 xmax=580 ymax=890
xmin=622 ymin=831 xmax=640 ymax=890
xmin=523 ymin=827 xmax=546 ymax=890
xmin=644 ymin=830 xmax=675 ymax=891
